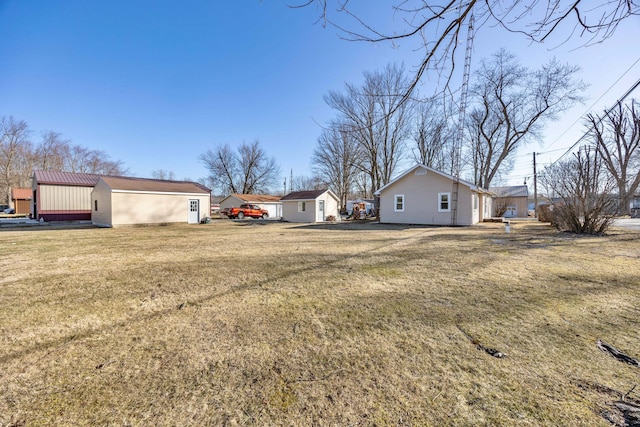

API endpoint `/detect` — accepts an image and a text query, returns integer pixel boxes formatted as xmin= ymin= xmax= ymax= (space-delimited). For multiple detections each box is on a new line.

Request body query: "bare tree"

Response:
xmin=311 ymin=123 xmax=362 ymax=210
xmin=295 ymin=1 xmax=638 ymax=102
xmin=540 ymin=147 xmax=616 ymax=234
xmin=587 ymin=99 xmax=640 ymax=214
xmin=151 ymin=169 xmax=176 ymax=181
xmin=410 ymin=98 xmax=454 ymax=172
xmin=0 ymin=117 xmax=32 ymax=204
xmin=65 ymin=145 xmax=127 ymax=175
xmin=325 ymin=63 xmax=412 ymax=195
xmin=493 ymin=196 xmax=514 ymax=217
xmin=36 ymin=131 xmax=69 ymax=171
xmin=200 ymin=140 xmax=280 ymax=195
xmin=290 ymin=175 xmax=325 ymax=192
xmin=467 ymin=50 xmax=585 ymax=188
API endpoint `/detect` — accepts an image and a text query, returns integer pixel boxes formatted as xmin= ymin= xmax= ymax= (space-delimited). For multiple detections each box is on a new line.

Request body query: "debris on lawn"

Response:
xmin=579 ymin=380 xmax=640 ymax=427
xmin=457 ymin=325 xmax=505 ymax=358
xmin=597 ymin=339 xmax=640 ymax=368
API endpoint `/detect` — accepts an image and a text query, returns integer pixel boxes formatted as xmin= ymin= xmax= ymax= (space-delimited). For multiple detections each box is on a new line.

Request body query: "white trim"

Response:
xmin=394 ymin=194 xmax=405 ymax=212
xmin=438 ymin=192 xmax=451 ymax=212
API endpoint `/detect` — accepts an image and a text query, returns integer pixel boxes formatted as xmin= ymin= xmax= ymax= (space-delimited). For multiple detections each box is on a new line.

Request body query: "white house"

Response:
xmin=219 ymin=193 xmax=282 ymax=219
xmin=375 ymin=164 xmax=492 ymax=226
xmin=280 ymin=189 xmax=340 ymax=223
xmin=91 ymin=176 xmax=211 ymax=227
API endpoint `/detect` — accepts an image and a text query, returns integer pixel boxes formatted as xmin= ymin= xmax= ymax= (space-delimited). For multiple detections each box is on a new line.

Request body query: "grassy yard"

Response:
xmin=1 ymin=220 xmax=639 ymax=426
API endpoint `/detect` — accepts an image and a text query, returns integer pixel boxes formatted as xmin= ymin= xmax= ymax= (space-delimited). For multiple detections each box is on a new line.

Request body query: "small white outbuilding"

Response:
xmin=91 ymin=176 xmax=211 ymax=227
xmin=280 ymin=189 xmax=340 ymax=223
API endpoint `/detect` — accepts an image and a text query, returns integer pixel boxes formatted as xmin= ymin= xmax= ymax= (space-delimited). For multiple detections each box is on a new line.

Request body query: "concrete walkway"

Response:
xmin=612 ymin=218 xmax=640 ymax=230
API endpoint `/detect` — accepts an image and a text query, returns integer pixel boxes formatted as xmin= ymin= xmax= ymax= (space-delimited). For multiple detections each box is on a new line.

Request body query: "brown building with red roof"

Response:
xmin=11 ymin=188 xmax=32 ymax=215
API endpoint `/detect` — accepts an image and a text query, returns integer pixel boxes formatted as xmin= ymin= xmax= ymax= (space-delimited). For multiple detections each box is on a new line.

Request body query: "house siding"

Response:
xmin=37 ymin=184 xmax=93 ymax=221
xmin=493 ymin=196 xmax=528 ymax=218
xmin=378 ymin=168 xmax=479 ymax=226
xmin=282 ymin=200 xmax=317 ymax=223
xmin=91 ymin=180 xmax=113 ymax=227
xmin=108 ymin=192 xmax=209 ymax=226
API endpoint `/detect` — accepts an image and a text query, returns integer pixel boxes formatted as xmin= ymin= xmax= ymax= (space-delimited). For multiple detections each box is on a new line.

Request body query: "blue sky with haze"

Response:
xmin=1 ymin=1 xmax=638 ymax=189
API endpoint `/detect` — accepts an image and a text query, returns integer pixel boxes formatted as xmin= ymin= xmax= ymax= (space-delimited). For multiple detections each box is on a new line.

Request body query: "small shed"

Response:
xmin=11 ymin=188 xmax=32 ymax=215
xmin=489 ymin=186 xmax=529 ymax=218
xmin=91 ymin=176 xmax=211 ymax=227
xmin=32 ymin=170 xmax=101 ymax=221
xmin=280 ymin=189 xmax=340 ymax=223
xmin=375 ymin=164 xmax=492 ymax=226
xmin=219 ymin=193 xmax=282 ymax=218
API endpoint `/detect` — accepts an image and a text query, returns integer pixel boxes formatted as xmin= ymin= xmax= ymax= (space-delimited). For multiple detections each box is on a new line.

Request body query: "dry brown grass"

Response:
xmin=1 ymin=220 xmax=639 ymax=426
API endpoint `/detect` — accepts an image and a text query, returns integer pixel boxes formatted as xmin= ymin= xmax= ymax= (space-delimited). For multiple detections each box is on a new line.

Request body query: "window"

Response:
xmin=394 ymin=194 xmax=404 ymax=212
xmin=438 ymin=192 xmax=450 ymax=212
xmin=298 ymin=201 xmax=306 ymax=212
xmin=94 ymin=200 xmax=98 ymax=211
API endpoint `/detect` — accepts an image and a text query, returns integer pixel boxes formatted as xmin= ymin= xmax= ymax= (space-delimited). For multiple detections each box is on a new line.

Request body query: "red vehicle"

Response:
xmin=225 ymin=204 xmax=269 ymax=219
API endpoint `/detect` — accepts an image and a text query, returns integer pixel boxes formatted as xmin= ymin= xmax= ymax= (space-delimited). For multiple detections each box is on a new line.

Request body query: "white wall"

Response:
xmin=379 ymin=169 xmax=476 ymax=225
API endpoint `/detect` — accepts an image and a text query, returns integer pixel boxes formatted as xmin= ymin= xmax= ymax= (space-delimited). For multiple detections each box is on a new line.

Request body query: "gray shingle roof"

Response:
xmin=489 ymin=186 xmax=529 ymax=198
xmin=280 ymin=189 xmax=329 ymax=201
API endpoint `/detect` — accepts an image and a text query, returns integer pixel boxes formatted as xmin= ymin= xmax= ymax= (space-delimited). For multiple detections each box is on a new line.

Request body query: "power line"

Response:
xmin=544 ymin=56 xmax=640 ymax=151
xmin=545 ymin=77 xmax=640 ymax=169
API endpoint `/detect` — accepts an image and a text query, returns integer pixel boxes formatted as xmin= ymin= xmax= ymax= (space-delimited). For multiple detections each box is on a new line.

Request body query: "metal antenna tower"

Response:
xmin=451 ymin=12 xmax=474 ymax=226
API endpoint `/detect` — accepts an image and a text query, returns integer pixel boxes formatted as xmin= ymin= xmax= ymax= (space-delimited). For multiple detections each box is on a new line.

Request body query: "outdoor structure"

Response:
xmin=11 ymin=188 xmax=32 ymax=215
xmin=630 ymin=194 xmax=640 ymax=218
xmin=489 ymin=185 xmax=529 ymax=218
xmin=375 ymin=164 xmax=492 ymax=226
xmin=219 ymin=193 xmax=282 ymax=219
xmin=91 ymin=176 xmax=211 ymax=227
xmin=345 ymin=199 xmax=375 ymax=217
xmin=32 ymin=170 xmax=101 ymax=221
xmin=280 ymin=189 xmax=340 ymax=223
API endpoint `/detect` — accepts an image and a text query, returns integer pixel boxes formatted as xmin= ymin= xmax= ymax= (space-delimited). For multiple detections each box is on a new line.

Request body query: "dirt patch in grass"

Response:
xmin=1 ymin=222 xmax=639 ymax=425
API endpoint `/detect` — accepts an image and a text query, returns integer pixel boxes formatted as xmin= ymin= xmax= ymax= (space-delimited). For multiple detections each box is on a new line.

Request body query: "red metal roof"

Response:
xmin=34 ymin=170 xmax=102 ymax=187
xmin=11 ymin=188 xmax=32 ymax=200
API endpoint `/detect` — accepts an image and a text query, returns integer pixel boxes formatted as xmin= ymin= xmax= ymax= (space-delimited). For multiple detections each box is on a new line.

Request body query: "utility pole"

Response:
xmin=533 ymin=152 xmax=538 ymax=218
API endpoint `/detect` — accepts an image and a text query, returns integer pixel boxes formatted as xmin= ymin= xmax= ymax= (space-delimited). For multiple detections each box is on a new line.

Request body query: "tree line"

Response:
xmin=0 ymin=117 xmax=127 ymax=205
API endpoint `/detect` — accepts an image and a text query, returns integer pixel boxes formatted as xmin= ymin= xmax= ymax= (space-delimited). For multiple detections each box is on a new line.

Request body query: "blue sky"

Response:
xmin=1 ymin=1 xmax=638 ymax=189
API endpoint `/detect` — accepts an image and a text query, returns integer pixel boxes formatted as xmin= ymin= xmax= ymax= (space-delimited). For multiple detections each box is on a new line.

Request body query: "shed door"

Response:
xmin=318 ymin=199 xmax=325 ymax=222
xmin=188 ymin=199 xmax=199 ymax=224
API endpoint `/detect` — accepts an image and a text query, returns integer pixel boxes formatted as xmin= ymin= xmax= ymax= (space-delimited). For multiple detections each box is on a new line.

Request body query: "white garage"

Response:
xmin=91 ymin=176 xmax=211 ymax=227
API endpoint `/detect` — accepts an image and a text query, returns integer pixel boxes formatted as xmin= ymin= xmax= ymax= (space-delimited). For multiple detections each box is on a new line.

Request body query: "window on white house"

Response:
xmin=394 ymin=194 xmax=404 ymax=212
xmin=298 ymin=201 xmax=306 ymax=212
xmin=438 ymin=192 xmax=450 ymax=212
